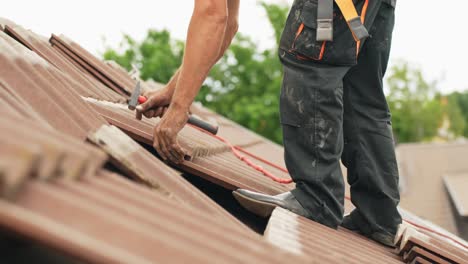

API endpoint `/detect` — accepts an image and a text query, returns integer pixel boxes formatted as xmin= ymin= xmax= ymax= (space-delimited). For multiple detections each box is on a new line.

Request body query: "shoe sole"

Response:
xmin=370 ymin=233 xmax=396 ymax=248
xmin=233 ymin=191 xmax=277 ymax=218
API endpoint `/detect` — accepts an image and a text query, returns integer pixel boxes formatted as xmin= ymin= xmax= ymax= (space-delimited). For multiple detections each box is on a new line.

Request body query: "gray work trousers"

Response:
xmin=278 ymin=0 xmax=402 ymax=236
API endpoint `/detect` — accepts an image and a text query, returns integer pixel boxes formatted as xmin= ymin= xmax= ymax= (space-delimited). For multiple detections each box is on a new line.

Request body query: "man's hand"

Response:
xmin=152 ymin=105 xmax=189 ymax=164
xmin=135 ymin=87 xmax=173 ymax=120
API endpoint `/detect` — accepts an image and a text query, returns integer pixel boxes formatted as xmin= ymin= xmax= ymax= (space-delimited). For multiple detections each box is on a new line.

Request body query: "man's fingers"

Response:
xmin=159 ymin=136 xmax=171 ymax=162
xmin=153 ymin=128 xmax=167 ymax=161
xmin=153 ymin=107 xmax=165 ymax=118
xmin=136 ymin=94 xmax=157 ymax=112
xmin=166 ymin=136 xmax=184 ymax=163
xmin=136 ymin=110 xmax=143 ymax=120
xmin=159 ymin=129 xmax=178 ymax=163
xmin=135 ymin=93 xmax=164 ymax=119
xmin=172 ymin=143 xmax=185 ymax=163
xmin=135 ymin=97 xmax=170 ymax=120
xmin=156 ymin=126 xmax=175 ymax=163
xmin=171 ymin=138 xmax=185 ymax=162
xmin=158 ymin=127 xmax=184 ymax=163
xmin=168 ymin=142 xmax=183 ymax=163
xmin=143 ymin=110 xmax=155 ymax=119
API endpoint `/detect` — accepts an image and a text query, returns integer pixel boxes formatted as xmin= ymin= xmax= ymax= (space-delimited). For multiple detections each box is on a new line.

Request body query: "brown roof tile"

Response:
xmin=0 ymin=114 xmax=107 ymax=188
xmin=0 ymin=140 xmax=40 ymax=198
xmin=410 ymin=256 xmax=433 ymax=264
xmin=265 ymin=207 xmax=403 ymax=264
xmin=50 ymin=34 xmax=135 ymax=96
xmin=87 ymin=124 xmax=247 ymax=230
xmin=0 ymin=35 xmax=86 ymax=138
xmin=0 ymin=32 xmax=109 ymax=137
xmin=402 ymin=246 xmax=451 ymax=264
xmin=395 ymin=225 xmax=468 ymax=263
xmin=0 ymin=80 xmax=50 ymax=123
xmin=0 ymin=177 xmax=304 ymax=263
xmin=0 ymin=199 xmax=152 ymax=264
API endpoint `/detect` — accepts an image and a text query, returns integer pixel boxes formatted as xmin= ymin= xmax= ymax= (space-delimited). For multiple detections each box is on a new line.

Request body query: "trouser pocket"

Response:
xmin=279 ymin=0 xmax=370 ymax=66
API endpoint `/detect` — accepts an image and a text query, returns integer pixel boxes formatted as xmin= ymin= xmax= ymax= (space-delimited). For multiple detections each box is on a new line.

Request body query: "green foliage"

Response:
xmin=103 ymin=30 xmax=184 ymax=84
xmin=260 ymin=2 xmax=289 ymax=44
xmin=386 ymin=62 xmax=466 ymax=142
xmin=196 ymin=2 xmax=288 ymax=143
xmin=386 ymin=62 xmax=442 ymax=142
xmin=198 ymin=2 xmax=287 ymax=143
xmin=447 ymin=91 xmax=468 ymax=137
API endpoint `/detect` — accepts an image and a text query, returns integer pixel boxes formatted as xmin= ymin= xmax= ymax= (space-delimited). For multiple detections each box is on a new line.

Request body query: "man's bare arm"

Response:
xmin=137 ymin=0 xmax=240 ymax=163
xmin=216 ymin=0 xmax=240 ymax=61
xmin=169 ymin=0 xmax=238 ymax=92
xmin=140 ymin=0 xmax=239 ymax=119
xmin=170 ymin=0 xmax=227 ymax=109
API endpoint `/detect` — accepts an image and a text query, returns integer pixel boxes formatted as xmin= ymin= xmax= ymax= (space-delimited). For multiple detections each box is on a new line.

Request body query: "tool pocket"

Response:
xmin=279 ymin=58 xmax=309 ymax=127
xmin=280 ymin=0 xmax=363 ymax=66
xmin=292 ymin=1 xmax=326 ymax=61
xmin=279 ymin=85 xmax=303 ymax=128
xmin=285 ymin=0 xmax=325 ymax=61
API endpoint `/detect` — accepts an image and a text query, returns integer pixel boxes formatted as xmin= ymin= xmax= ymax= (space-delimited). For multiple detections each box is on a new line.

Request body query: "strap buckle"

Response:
xmin=317 ymin=0 xmax=334 ymax=41
xmin=348 ymin=17 xmax=369 ymax=41
xmin=316 ymin=18 xmax=333 ymax=41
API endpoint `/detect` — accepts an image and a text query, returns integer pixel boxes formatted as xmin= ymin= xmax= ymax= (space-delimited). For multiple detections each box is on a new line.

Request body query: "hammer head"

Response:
xmin=128 ymin=81 xmax=141 ymax=110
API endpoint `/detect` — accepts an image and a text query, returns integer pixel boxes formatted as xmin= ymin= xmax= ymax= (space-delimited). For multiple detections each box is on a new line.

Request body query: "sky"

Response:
xmin=3 ymin=0 xmax=468 ymax=93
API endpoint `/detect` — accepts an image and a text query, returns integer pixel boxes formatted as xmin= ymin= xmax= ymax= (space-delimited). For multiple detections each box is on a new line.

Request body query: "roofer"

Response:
xmin=136 ymin=0 xmax=401 ymax=247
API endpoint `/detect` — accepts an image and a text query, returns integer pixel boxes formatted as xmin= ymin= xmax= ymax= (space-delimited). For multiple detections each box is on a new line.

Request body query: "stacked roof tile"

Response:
xmin=4 ymin=25 xmax=127 ymax=102
xmin=1 ymin=18 xmax=467 ymax=263
xmin=395 ymin=224 xmax=468 ymax=263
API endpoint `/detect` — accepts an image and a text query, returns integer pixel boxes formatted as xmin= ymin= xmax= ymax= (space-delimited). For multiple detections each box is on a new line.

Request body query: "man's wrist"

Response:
xmin=170 ymin=100 xmax=191 ymax=114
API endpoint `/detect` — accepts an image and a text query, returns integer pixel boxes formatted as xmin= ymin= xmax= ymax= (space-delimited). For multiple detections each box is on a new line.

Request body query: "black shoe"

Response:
xmin=341 ymin=214 xmax=360 ymax=231
xmin=341 ymin=215 xmax=396 ymax=247
xmin=233 ymin=189 xmax=309 ymax=218
xmin=369 ymin=232 xmax=395 ymax=248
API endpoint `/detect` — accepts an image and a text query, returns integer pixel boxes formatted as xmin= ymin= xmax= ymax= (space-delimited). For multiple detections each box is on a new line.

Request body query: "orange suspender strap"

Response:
xmin=334 ymin=0 xmax=369 ymax=42
xmin=356 ymin=0 xmax=369 ymax=55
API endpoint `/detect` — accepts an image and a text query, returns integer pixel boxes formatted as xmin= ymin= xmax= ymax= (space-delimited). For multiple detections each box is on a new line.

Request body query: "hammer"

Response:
xmin=128 ymin=81 xmax=219 ymax=135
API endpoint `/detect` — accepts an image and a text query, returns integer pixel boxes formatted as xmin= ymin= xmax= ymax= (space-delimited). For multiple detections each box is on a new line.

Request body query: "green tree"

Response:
xmin=198 ymin=3 xmax=289 ymax=143
xmin=386 ymin=62 xmax=446 ymax=142
xmin=447 ymin=91 xmax=468 ymax=137
xmin=103 ymin=30 xmax=184 ymax=84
